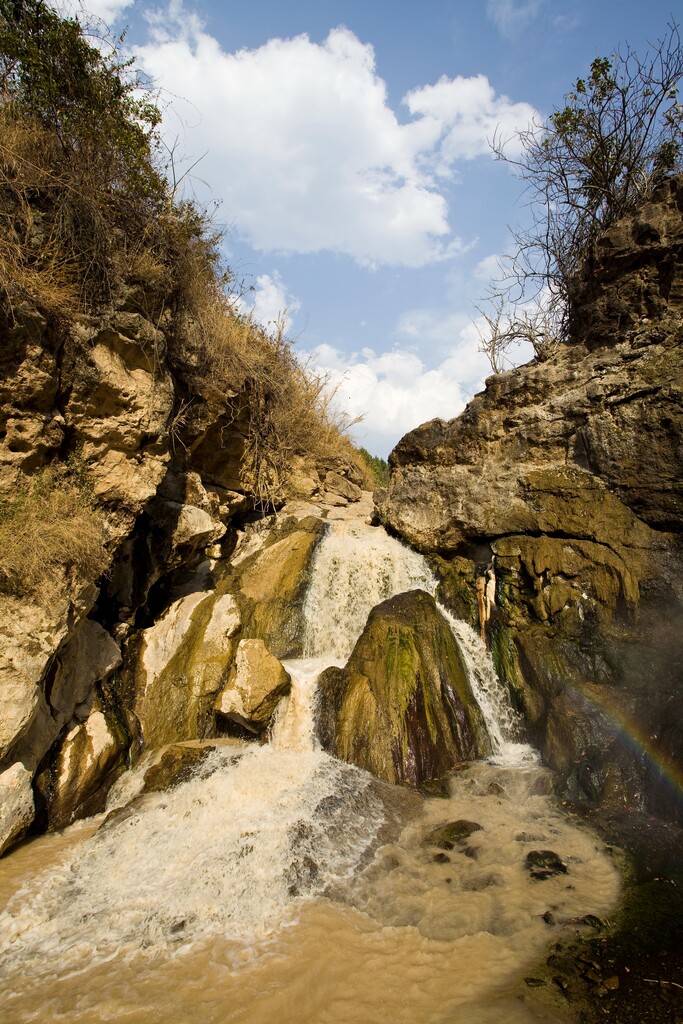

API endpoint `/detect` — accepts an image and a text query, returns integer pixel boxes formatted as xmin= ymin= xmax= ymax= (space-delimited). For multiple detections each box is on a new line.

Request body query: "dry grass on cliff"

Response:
xmin=169 ymin=248 xmax=366 ymax=505
xmin=0 ymin=468 xmax=108 ymax=601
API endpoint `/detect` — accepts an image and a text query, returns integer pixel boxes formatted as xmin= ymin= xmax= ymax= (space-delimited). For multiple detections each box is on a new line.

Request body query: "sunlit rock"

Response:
xmin=131 ymin=589 xmax=241 ymax=748
xmin=214 ymin=638 xmax=291 ymax=734
xmin=0 ymin=583 xmax=99 ymax=769
xmin=236 ymin=517 xmax=324 ymax=658
xmin=0 ymin=762 xmax=34 ymax=856
xmin=45 ymin=708 xmax=129 ymax=829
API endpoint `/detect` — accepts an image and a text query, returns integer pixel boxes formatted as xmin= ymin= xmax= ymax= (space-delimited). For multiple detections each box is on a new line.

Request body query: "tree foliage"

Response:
xmin=481 ymin=21 xmax=683 ymax=363
xmin=357 ymin=447 xmax=389 ymax=487
xmin=0 ymin=0 xmax=164 ymax=200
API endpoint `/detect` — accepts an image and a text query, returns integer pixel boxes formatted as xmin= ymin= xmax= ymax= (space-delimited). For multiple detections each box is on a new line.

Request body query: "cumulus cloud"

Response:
xmin=486 ymin=0 xmax=545 ymax=36
xmin=54 ymin=0 xmax=134 ymax=23
xmin=251 ymin=273 xmax=300 ymax=335
xmin=230 ymin=272 xmax=300 ymax=336
xmin=134 ymin=7 xmax=538 ymax=267
xmin=405 ymin=76 xmax=536 ymax=164
xmin=304 ymin=325 xmax=494 ymax=457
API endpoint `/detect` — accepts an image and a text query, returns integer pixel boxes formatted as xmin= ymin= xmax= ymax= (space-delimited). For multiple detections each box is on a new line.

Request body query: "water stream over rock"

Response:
xmin=0 ymin=518 xmax=620 ymax=1023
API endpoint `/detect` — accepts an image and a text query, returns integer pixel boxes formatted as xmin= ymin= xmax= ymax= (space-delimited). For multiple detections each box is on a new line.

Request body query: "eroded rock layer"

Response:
xmin=378 ymin=176 xmax=683 ymax=821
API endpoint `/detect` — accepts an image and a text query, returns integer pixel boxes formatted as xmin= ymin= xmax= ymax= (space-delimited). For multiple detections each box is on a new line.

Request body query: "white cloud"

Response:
xmin=304 ymin=326 xmax=495 ymax=457
xmin=474 ymin=253 xmax=503 ymax=281
xmin=134 ymin=7 xmax=538 ymax=267
xmin=251 ymin=273 xmax=300 ymax=336
xmin=486 ymin=0 xmax=544 ymax=36
xmin=405 ymin=75 xmax=537 ymax=164
xmin=229 ymin=271 xmax=300 ymax=337
xmin=53 ymin=0 xmax=134 ymax=23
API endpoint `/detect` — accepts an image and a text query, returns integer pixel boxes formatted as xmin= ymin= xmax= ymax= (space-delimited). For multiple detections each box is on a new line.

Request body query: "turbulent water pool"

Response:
xmin=0 ymin=752 xmax=620 ymax=1024
xmin=0 ymin=519 xmax=621 ymax=1023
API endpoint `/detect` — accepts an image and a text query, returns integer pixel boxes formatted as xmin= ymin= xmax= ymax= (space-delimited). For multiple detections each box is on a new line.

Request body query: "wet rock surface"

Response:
xmin=520 ymin=809 xmax=683 ymax=1024
xmin=422 ymin=819 xmax=483 ymax=849
xmin=317 ymin=589 xmax=491 ymax=786
xmin=525 ymin=849 xmax=568 ymax=880
xmin=377 ymin=176 xmax=683 ymax=823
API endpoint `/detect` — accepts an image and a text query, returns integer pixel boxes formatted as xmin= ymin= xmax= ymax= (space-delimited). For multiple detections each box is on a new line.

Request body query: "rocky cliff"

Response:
xmin=0 ymin=290 xmax=366 ymax=854
xmin=378 ymin=175 xmax=683 ymax=822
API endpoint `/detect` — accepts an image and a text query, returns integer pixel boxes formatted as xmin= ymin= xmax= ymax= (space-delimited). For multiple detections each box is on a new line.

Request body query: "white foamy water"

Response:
xmin=0 ymin=517 xmax=620 ymax=1024
xmin=443 ymin=613 xmax=537 ymax=767
xmin=302 ymin=520 xmax=435 ymax=661
xmin=0 ymin=760 xmax=619 ymax=1024
xmin=0 ymin=746 xmax=385 ymax=975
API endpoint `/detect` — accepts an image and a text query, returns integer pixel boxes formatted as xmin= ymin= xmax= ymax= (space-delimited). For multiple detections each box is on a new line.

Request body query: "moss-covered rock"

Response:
xmin=316 ymin=589 xmax=490 ymax=786
xmin=128 ymin=586 xmax=242 ymax=749
xmin=141 ymin=744 xmax=216 ymax=794
xmin=235 ymin=515 xmax=325 ymax=658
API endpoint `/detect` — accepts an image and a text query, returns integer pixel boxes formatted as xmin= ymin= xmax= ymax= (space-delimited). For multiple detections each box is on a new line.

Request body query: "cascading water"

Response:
xmin=0 ymin=517 xmax=620 ymax=1024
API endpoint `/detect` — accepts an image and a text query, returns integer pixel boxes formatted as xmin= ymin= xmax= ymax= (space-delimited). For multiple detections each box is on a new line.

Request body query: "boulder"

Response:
xmin=45 ymin=708 xmax=129 ymax=829
xmin=0 ymin=584 xmax=99 ymax=771
xmin=214 ymin=639 xmax=291 ymax=734
xmin=131 ymin=588 xmax=242 ymax=749
xmin=423 ymin=820 xmax=483 ymax=849
xmin=0 ymin=763 xmax=34 ymax=856
xmin=316 ymin=590 xmax=490 ymax=786
xmin=236 ymin=517 xmax=324 ymax=658
xmin=141 ymin=744 xmax=217 ymax=794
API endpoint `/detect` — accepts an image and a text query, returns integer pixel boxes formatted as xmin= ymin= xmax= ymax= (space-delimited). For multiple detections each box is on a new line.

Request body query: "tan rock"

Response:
xmin=237 ymin=521 xmax=323 ymax=657
xmin=0 ymin=763 xmax=34 ymax=856
xmin=50 ymin=620 xmax=121 ymax=721
xmin=323 ymin=471 xmax=362 ymax=503
xmin=133 ymin=588 xmax=242 ymax=749
xmin=214 ymin=639 xmax=291 ymax=733
xmin=48 ymin=709 xmax=128 ymax=829
xmin=0 ymin=583 xmax=98 ymax=768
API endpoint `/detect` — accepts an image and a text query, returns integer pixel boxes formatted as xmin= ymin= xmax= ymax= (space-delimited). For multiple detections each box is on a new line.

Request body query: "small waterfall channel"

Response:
xmin=0 ymin=519 xmax=620 ymax=1024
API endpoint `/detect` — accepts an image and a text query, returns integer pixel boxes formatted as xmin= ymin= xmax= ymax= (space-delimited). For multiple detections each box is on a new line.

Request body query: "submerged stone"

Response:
xmin=316 ymin=589 xmax=490 ymax=786
xmin=526 ymin=849 xmax=568 ymax=879
xmin=142 ymin=744 xmax=217 ymax=794
xmin=423 ymin=819 xmax=483 ymax=849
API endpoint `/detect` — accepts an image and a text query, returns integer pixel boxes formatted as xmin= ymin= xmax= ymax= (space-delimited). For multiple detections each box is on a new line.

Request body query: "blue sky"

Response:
xmin=68 ymin=0 xmax=679 ymax=455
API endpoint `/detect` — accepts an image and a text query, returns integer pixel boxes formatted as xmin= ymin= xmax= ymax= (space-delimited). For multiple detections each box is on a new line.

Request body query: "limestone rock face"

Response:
xmin=0 ymin=763 xmax=35 ymax=855
xmin=62 ymin=316 xmax=175 ymax=533
xmin=0 ymin=584 xmax=100 ymax=771
xmin=214 ymin=639 xmax=291 ymax=734
xmin=46 ymin=708 xmax=129 ymax=830
xmin=317 ymin=590 xmax=490 ymax=786
xmin=234 ymin=516 xmax=325 ymax=658
xmin=377 ymin=177 xmax=683 ymax=820
xmin=131 ymin=588 xmax=242 ymax=749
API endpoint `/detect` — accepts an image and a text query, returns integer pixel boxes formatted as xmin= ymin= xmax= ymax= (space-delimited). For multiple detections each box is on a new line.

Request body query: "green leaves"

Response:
xmin=489 ymin=21 xmax=683 ymax=346
xmin=0 ymin=0 xmax=165 ymax=205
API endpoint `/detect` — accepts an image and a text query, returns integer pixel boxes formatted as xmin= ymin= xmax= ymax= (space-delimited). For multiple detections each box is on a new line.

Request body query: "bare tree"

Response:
xmin=490 ymin=21 xmax=683 ymax=344
xmin=474 ymin=292 xmax=563 ymax=374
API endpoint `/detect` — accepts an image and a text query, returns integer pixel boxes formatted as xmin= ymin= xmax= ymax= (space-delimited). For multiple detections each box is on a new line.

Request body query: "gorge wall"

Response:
xmin=378 ymin=175 xmax=683 ymax=823
xmin=0 ymin=274 xmax=366 ymax=853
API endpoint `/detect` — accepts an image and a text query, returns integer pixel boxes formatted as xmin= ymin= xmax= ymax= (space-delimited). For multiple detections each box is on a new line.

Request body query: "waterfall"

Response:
xmin=283 ymin=519 xmax=533 ymax=766
xmin=301 ymin=520 xmax=435 ymax=662
xmin=0 ymin=516 xmax=621 ymax=1024
xmin=441 ymin=613 xmax=536 ymax=766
